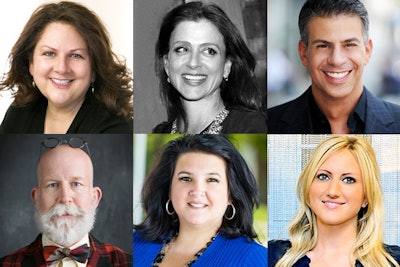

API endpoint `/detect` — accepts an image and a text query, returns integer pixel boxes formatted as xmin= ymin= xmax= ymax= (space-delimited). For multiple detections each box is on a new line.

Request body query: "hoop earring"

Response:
xmin=224 ymin=203 xmax=236 ymax=220
xmin=166 ymin=199 xmax=175 ymax=215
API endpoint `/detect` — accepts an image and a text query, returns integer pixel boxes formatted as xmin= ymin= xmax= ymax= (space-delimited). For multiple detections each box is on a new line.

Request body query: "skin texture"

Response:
xmin=298 ymin=15 xmax=372 ymax=103
xmin=163 ymin=19 xmax=232 ymax=104
xmin=29 ymin=22 xmax=94 ymax=112
xmin=170 ymin=152 xmax=230 ymax=231
xmin=32 ymin=145 xmax=102 ymax=245
xmin=309 ymin=149 xmax=367 ymax=229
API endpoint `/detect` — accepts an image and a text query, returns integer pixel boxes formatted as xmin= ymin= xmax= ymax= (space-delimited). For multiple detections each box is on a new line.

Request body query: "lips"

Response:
xmin=182 ymin=74 xmax=207 ymax=86
xmin=188 ymin=202 xmax=207 ymax=208
xmin=322 ymin=200 xmax=345 ymax=209
xmin=324 ymin=71 xmax=351 ymax=80
xmin=51 ymin=78 xmax=73 ymax=85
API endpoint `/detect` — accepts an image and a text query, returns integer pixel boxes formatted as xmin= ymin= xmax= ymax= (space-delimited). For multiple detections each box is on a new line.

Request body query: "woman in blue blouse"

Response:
xmin=133 ymin=135 xmax=267 ymax=266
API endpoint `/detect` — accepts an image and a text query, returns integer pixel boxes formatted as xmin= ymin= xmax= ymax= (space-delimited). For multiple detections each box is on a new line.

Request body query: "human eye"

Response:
xmin=173 ymin=46 xmax=188 ymax=54
xmin=316 ymin=173 xmax=330 ymax=181
xmin=45 ymin=182 xmax=58 ymax=189
xmin=344 ymin=43 xmax=357 ymax=48
xmin=178 ymin=176 xmax=192 ymax=182
xmin=203 ymin=47 xmax=218 ymax=56
xmin=316 ymin=44 xmax=328 ymax=49
xmin=342 ymin=176 xmax=356 ymax=184
xmin=71 ymin=181 xmax=83 ymax=187
xmin=70 ymin=53 xmax=84 ymax=59
xmin=43 ymin=51 xmax=55 ymax=57
xmin=207 ymin=177 xmax=219 ymax=183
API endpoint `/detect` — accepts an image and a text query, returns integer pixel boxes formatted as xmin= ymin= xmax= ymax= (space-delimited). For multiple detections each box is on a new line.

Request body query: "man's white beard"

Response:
xmin=35 ymin=202 xmax=96 ymax=247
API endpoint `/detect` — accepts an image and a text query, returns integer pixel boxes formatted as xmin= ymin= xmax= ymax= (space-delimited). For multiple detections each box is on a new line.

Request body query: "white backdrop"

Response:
xmin=0 ymin=0 xmax=133 ymax=122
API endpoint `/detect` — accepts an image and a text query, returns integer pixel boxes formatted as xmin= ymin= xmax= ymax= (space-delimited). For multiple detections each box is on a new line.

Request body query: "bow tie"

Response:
xmin=43 ymin=244 xmax=90 ymax=265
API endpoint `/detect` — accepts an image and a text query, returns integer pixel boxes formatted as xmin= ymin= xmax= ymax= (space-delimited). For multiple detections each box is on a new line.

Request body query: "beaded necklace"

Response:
xmin=151 ymin=232 xmax=218 ymax=267
xmin=170 ymin=108 xmax=229 ymax=134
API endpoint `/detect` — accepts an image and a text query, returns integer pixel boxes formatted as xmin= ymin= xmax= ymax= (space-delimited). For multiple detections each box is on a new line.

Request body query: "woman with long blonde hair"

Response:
xmin=269 ymin=136 xmax=400 ymax=267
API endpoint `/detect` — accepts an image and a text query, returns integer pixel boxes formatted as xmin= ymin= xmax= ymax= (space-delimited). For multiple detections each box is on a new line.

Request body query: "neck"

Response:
xmin=313 ymin=220 xmax=357 ymax=253
xmin=180 ymin=95 xmax=225 ymax=133
xmin=311 ymin=86 xmax=363 ymax=134
xmin=174 ymin=224 xmax=218 ymax=250
xmin=44 ymin=98 xmax=85 ymax=134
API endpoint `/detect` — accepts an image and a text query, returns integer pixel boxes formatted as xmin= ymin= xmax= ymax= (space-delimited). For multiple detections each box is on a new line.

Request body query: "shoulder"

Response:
xmin=0 ymin=235 xmax=43 ymax=266
xmin=90 ymin=236 xmax=132 ymax=267
xmin=71 ymin=94 xmax=132 ymax=133
xmin=384 ymin=244 xmax=400 ymax=264
xmin=222 ymin=108 xmax=267 ymax=133
xmin=365 ymin=89 xmax=400 ymax=112
xmin=133 ymin=232 xmax=163 ymax=267
xmin=152 ymin=121 xmax=172 ymax=133
xmin=267 ymin=89 xmax=312 ymax=133
xmin=0 ymin=99 xmax=46 ymax=133
xmin=268 ymin=240 xmax=292 ymax=266
xmin=196 ymin=235 xmax=267 ymax=266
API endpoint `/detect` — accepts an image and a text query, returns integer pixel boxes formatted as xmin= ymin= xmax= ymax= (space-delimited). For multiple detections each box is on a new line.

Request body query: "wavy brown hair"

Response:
xmin=0 ymin=1 xmax=132 ymax=121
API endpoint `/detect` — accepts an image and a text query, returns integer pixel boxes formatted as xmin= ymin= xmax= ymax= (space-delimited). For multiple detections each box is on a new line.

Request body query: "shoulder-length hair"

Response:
xmin=155 ymin=1 xmax=262 ymax=126
xmin=276 ymin=136 xmax=399 ymax=267
xmin=134 ymin=134 xmax=259 ymax=242
xmin=0 ymin=1 xmax=132 ymax=121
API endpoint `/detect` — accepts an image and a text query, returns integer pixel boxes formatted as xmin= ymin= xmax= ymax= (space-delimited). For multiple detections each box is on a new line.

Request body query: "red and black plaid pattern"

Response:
xmin=0 ymin=234 xmax=132 ymax=267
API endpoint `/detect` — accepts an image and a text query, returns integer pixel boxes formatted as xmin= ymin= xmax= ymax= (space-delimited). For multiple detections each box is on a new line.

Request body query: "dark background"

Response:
xmin=0 ymin=134 xmax=132 ymax=256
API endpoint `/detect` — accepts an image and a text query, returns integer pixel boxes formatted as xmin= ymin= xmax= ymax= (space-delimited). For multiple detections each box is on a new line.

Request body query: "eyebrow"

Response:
xmin=171 ymin=41 xmax=222 ymax=49
xmin=311 ymin=37 xmax=362 ymax=45
xmin=317 ymin=169 xmax=357 ymax=176
xmin=39 ymin=45 xmax=88 ymax=52
xmin=177 ymin=171 xmax=222 ymax=177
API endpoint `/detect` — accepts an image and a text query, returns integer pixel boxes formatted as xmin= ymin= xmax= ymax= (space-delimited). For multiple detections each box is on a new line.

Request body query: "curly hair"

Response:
xmin=134 ymin=134 xmax=259 ymax=242
xmin=0 ymin=1 xmax=132 ymax=121
xmin=155 ymin=1 xmax=262 ymax=127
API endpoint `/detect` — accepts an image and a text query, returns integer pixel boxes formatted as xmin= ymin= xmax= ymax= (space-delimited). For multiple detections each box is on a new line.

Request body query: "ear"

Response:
xmin=364 ymin=38 xmax=373 ymax=65
xmin=362 ymin=198 xmax=368 ymax=208
xmin=163 ymin=55 xmax=170 ymax=77
xmin=31 ymin=188 xmax=39 ymax=206
xmin=298 ymin=40 xmax=309 ymax=67
xmin=223 ymin=58 xmax=232 ymax=79
xmin=92 ymin=186 xmax=102 ymax=208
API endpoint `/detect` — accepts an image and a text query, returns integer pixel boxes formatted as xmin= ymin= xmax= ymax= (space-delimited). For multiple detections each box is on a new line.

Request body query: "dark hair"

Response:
xmin=134 ymin=135 xmax=259 ymax=242
xmin=0 ymin=1 xmax=132 ymax=121
xmin=155 ymin=1 xmax=262 ymax=127
xmin=299 ymin=0 xmax=369 ymax=46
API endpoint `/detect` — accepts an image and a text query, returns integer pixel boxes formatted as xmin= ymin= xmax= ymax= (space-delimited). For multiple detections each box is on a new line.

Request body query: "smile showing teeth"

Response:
xmin=182 ymin=74 xmax=206 ymax=81
xmin=323 ymin=201 xmax=343 ymax=208
xmin=189 ymin=203 xmax=207 ymax=208
xmin=325 ymin=71 xmax=350 ymax=79
xmin=51 ymin=78 xmax=72 ymax=85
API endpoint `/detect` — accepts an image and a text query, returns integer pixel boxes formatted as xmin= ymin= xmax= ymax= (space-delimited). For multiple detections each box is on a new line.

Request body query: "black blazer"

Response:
xmin=268 ymin=87 xmax=400 ymax=134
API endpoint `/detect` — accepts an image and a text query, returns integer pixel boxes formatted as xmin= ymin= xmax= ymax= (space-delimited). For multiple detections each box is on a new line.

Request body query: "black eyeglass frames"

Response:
xmin=40 ymin=137 xmax=91 ymax=158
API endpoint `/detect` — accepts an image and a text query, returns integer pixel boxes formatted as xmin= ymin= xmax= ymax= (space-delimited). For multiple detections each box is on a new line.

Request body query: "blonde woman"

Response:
xmin=269 ymin=136 xmax=400 ymax=267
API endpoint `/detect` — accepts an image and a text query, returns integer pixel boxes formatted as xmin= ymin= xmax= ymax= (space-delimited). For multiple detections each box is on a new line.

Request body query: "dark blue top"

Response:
xmin=269 ymin=240 xmax=400 ymax=267
xmin=134 ymin=232 xmax=267 ymax=266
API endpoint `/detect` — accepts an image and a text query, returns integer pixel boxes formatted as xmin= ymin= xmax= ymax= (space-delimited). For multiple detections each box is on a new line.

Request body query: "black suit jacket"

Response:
xmin=268 ymin=87 xmax=400 ymax=133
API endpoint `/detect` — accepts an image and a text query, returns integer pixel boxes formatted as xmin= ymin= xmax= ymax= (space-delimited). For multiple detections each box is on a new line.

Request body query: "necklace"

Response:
xmin=170 ymin=108 xmax=229 ymax=134
xmin=151 ymin=232 xmax=218 ymax=267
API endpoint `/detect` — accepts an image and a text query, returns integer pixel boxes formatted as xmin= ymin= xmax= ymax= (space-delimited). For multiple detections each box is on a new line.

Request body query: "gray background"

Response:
xmin=0 ymin=134 xmax=132 ymax=256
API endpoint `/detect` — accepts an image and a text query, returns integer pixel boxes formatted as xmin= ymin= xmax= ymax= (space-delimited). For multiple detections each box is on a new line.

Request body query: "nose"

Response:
xmin=327 ymin=46 xmax=346 ymax=66
xmin=187 ymin=51 xmax=201 ymax=69
xmin=54 ymin=55 xmax=70 ymax=73
xmin=326 ymin=179 xmax=341 ymax=198
xmin=59 ymin=184 xmax=73 ymax=204
xmin=189 ymin=181 xmax=206 ymax=197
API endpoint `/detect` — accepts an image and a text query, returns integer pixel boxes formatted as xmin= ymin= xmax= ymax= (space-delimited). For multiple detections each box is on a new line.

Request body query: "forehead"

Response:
xmin=175 ymin=152 xmax=226 ymax=171
xmin=307 ymin=15 xmax=364 ymax=41
xmin=36 ymin=21 xmax=87 ymax=48
xmin=38 ymin=145 xmax=93 ymax=181
xmin=170 ymin=19 xmax=225 ymax=45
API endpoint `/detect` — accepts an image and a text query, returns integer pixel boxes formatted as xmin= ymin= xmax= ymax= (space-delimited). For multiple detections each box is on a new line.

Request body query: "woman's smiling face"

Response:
xmin=163 ymin=19 xmax=232 ymax=103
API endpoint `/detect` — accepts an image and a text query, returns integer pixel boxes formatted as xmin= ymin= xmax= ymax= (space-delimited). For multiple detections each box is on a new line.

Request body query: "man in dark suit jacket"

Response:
xmin=268 ymin=0 xmax=400 ymax=134
xmin=0 ymin=138 xmax=132 ymax=267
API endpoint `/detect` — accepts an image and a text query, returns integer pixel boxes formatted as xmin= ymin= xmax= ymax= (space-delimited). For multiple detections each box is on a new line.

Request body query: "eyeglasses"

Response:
xmin=40 ymin=137 xmax=91 ymax=157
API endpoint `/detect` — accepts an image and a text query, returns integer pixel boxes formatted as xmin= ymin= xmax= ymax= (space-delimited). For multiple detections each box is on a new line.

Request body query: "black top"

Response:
xmin=0 ymin=93 xmax=132 ymax=133
xmin=268 ymin=240 xmax=400 ymax=267
xmin=267 ymin=87 xmax=400 ymax=134
xmin=152 ymin=107 xmax=267 ymax=133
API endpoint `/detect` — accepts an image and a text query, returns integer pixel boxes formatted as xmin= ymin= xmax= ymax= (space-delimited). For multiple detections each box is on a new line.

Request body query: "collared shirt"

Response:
xmin=42 ymin=234 xmax=90 ymax=267
xmin=309 ymin=90 xmax=366 ymax=134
